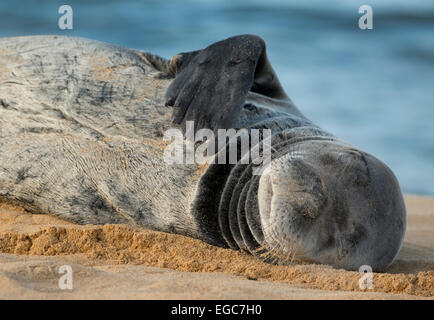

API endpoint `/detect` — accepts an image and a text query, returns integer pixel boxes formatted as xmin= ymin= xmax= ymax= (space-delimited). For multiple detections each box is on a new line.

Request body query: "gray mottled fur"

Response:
xmin=0 ymin=36 xmax=205 ymax=239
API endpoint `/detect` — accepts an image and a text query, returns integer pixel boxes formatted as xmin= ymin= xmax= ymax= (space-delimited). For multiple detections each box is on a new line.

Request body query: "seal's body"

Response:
xmin=0 ymin=35 xmax=406 ymax=271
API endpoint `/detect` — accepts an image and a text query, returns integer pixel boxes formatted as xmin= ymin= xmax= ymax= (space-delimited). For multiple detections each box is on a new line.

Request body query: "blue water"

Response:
xmin=1 ymin=0 xmax=433 ymax=195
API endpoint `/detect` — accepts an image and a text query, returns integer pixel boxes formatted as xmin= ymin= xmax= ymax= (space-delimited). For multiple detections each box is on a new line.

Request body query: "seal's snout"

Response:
xmin=257 ymin=140 xmax=406 ymax=271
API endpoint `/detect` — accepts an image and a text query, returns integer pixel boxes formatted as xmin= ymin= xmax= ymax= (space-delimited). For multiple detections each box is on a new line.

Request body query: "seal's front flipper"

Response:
xmin=165 ymin=34 xmax=288 ymax=132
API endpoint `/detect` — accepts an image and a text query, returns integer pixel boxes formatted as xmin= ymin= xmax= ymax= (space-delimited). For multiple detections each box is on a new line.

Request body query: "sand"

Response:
xmin=0 ymin=195 xmax=432 ymax=299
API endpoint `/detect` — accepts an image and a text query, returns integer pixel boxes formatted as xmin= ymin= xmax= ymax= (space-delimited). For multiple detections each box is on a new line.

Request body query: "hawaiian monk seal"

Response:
xmin=0 ymin=35 xmax=406 ymax=271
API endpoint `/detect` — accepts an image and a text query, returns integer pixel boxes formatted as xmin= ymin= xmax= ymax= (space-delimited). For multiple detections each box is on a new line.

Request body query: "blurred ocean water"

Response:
xmin=1 ymin=0 xmax=433 ymax=195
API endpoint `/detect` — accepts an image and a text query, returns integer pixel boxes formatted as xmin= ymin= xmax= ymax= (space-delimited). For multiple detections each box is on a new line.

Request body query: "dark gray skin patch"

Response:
xmin=0 ymin=99 xmax=10 ymax=109
xmin=20 ymin=127 xmax=63 ymax=134
xmin=15 ymin=167 xmax=35 ymax=184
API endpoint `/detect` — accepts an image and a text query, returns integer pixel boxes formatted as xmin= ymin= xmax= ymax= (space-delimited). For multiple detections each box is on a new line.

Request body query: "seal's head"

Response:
xmin=258 ymin=138 xmax=406 ymax=271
